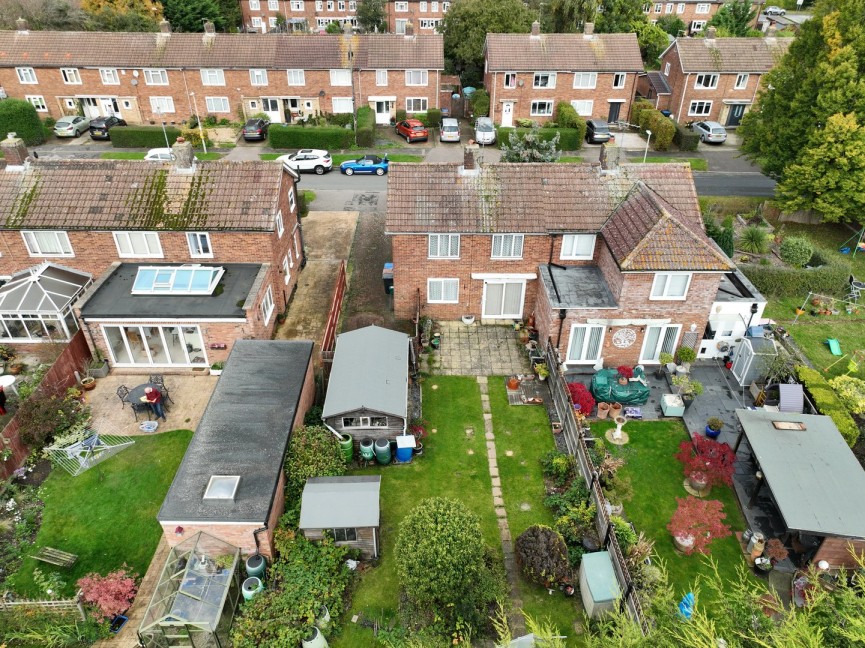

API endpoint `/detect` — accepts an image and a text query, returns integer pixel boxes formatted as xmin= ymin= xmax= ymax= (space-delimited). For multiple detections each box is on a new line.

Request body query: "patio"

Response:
xmin=424 ymin=321 xmax=530 ymax=376
xmin=85 ymin=372 xmax=217 ymax=436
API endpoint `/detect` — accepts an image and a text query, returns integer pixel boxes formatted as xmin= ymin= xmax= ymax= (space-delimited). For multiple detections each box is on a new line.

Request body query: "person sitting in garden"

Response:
xmin=143 ymin=387 xmax=166 ymax=421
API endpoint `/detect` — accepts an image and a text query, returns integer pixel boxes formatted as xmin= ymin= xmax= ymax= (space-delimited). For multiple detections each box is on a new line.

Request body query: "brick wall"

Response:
xmin=642 ymin=1 xmax=721 ymax=30
xmin=356 ymin=69 xmax=441 ymax=117
xmin=386 ymin=1 xmax=448 ymax=33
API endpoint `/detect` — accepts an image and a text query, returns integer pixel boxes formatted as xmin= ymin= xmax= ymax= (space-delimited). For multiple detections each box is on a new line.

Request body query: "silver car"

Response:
xmin=440 ymin=118 xmax=461 ymax=143
xmin=53 ymin=115 xmax=89 ymax=138
xmin=474 ymin=117 xmax=496 ymax=145
xmin=691 ymin=120 xmax=727 ymax=144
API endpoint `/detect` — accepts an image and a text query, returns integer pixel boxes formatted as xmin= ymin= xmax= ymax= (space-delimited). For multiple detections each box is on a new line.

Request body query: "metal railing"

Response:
xmin=545 ymin=340 xmax=649 ymax=634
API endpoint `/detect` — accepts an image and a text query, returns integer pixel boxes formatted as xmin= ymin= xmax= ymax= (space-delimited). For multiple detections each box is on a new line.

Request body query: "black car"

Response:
xmin=585 ymin=119 xmax=611 ymax=144
xmin=89 ymin=116 xmax=127 ymax=140
xmin=242 ymin=118 xmax=270 ymax=141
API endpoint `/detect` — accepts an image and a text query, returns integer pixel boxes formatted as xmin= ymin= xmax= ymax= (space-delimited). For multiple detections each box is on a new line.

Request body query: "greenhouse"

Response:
xmin=139 ymin=532 xmax=241 ymax=648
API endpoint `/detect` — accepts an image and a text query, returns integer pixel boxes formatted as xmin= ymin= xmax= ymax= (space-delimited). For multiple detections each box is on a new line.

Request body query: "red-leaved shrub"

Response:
xmin=567 ymin=382 xmax=596 ymax=416
xmin=616 ymin=365 xmax=634 ymax=380
xmin=675 ymin=435 xmax=736 ymax=487
xmin=667 ymin=497 xmax=731 ymax=555
xmin=77 ymin=567 xmax=139 ymax=620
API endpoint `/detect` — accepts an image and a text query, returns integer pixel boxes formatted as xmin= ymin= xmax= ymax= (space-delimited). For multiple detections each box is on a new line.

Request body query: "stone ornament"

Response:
xmin=612 ymin=328 xmax=637 ymax=348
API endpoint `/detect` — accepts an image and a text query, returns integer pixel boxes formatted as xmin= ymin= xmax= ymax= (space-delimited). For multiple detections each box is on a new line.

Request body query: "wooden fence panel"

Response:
xmin=320 ymin=260 xmax=347 ymax=367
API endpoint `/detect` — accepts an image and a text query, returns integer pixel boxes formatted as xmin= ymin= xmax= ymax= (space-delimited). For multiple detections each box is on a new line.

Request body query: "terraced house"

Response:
xmin=483 ymin=22 xmax=644 ymax=126
xmin=0 ymin=20 xmax=443 ymax=126
xmin=642 ymin=0 xmax=723 ymax=33
xmin=386 ymin=146 xmax=736 ymax=368
xmin=0 ymin=135 xmax=303 ymax=368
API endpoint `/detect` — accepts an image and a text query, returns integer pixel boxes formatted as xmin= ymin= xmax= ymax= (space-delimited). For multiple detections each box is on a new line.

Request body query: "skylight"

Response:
xmin=132 ymin=265 xmax=224 ymax=295
xmin=203 ymin=475 xmax=240 ymax=500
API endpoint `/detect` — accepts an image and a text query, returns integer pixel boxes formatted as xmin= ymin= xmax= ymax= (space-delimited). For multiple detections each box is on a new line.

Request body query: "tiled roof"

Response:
xmin=386 ymin=161 xmax=702 ymax=235
xmin=601 ymin=182 xmax=733 ymax=271
xmin=645 ymin=71 xmax=671 ymax=95
xmin=673 ymin=37 xmax=791 ymax=73
xmin=0 ymin=160 xmax=282 ymax=231
xmin=0 ymin=31 xmax=443 ymax=70
xmin=484 ymin=33 xmax=643 ymax=72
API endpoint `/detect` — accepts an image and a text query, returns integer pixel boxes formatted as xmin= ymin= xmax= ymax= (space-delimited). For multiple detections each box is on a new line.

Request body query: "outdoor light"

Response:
xmin=747 ymin=302 xmax=759 ymax=331
xmin=643 ymin=129 xmax=652 ymax=163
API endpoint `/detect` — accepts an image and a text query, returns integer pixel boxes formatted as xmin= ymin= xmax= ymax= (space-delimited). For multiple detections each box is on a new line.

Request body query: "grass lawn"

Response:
xmin=558 ymin=156 xmax=584 ymax=163
xmin=334 ymin=377 xmax=498 ymax=647
xmin=259 ymin=153 xmax=423 ymax=164
xmin=698 ymin=195 xmax=766 ymax=217
xmin=100 ymin=152 xmax=222 ymax=160
xmin=7 ymin=430 xmax=193 ymax=598
xmin=599 ymin=420 xmax=755 ymax=603
xmin=642 ymin=157 xmax=708 ymax=172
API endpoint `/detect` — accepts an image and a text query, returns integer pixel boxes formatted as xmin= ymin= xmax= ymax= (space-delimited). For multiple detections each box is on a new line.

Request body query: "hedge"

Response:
xmin=469 ymin=89 xmax=490 ymax=117
xmin=637 ymin=109 xmax=675 ymax=151
xmin=0 ymin=98 xmax=45 ymax=146
xmin=412 ymin=109 xmax=442 ymax=128
xmin=739 ymin=250 xmax=850 ymax=297
xmin=630 ymin=100 xmax=655 ymax=128
xmin=110 ymin=125 xmax=182 ymax=148
xmin=356 ymin=106 xmax=375 ymax=148
xmin=269 ymin=124 xmax=353 ymax=149
xmin=673 ymin=122 xmax=700 ymax=151
xmin=396 ymin=109 xmax=407 ymax=123
xmin=554 ymin=103 xmax=587 ymax=142
xmin=496 ymin=127 xmax=582 ymax=151
xmin=796 ymin=366 xmax=860 ymax=447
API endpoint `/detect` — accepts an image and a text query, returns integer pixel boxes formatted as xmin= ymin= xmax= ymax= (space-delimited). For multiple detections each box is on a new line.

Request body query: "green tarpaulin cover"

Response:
xmin=590 ymin=367 xmax=650 ymax=405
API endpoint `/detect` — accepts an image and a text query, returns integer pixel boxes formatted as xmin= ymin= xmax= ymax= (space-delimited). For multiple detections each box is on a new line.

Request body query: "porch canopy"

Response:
xmin=736 ymin=409 xmax=865 ymax=539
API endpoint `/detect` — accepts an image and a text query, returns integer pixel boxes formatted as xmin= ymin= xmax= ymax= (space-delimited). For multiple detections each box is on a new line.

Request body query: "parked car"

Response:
xmin=53 ymin=115 xmax=89 ymax=138
xmin=440 ymin=118 xmax=461 ymax=143
xmin=764 ymin=5 xmax=785 ymax=15
xmin=242 ymin=118 xmax=270 ymax=141
xmin=396 ymin=119 xmax=428 ymax=143
xmin=690 ymin=120 xmax=727 ymax=144
xmin=275 ymin=149 xmax=332 ymax=174
xmin=474 ymin=117 xmax=496 ymax=145
xmin=88 ymin=116 xmax=127 ymax=140
xmin=339 ymin=154 xmax=389 ymax=176
xmin=585 ymin=119 xmax=611 ymax=144
xmin=144 ymin=148 xmax=175 ymax=162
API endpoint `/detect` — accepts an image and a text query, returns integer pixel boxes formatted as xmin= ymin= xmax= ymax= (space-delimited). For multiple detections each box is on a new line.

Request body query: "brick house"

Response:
xmin=483 ymin=22 xmax=644 ymax=126
xmin=386 ymin=145 xmax=735 ymax=367
xmin=0 ymin=135 xmax=303 ymax=367
xmin=649 ymin=29 xmax=791 ymax=126
xmin=0 ymin=21 xmax=442 ymax=126
xmin=641 ymin=0 xmax=723 ymax=34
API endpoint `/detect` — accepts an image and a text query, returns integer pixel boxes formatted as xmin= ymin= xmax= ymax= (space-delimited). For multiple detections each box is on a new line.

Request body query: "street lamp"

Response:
xmin=643 ymin=129 xmax=652 ymax=163
xmin=189 ymin=92 xmax=207 ymax=154
xmin=155 ymin=106 xmax=171 ymax=151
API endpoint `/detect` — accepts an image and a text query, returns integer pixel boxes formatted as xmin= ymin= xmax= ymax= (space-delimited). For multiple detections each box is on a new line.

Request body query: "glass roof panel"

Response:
xmin=132 ymin=266 xmax=224 ymax=296
xmin=0 ymin=263 xmax=91 ymax=314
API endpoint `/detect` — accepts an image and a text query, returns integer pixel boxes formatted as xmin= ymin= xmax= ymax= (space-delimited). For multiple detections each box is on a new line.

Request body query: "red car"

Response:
xmin=395 ymin=119 xmax=429 ymax=143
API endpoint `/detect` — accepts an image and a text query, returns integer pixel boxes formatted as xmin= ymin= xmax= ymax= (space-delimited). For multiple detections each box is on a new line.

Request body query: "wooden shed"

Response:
xmin=322 ymin=325 xmax=410 ymax=444
xmin=299 ymin=476 xmax=381 ymax=558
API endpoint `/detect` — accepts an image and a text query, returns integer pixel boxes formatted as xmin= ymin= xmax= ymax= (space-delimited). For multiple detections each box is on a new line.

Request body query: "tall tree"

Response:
xmin=633 ymin=19 xmax=670 ymax=67
xmin=357 ymin=0 xmax=386 ymax=32
xmin=85 ymin=7 xmax=160 ymax=30
xmin=161 ymin=0 xmax=223 ymax=31
xmin=0 ymin=0 xmax=88 ymax=30
xmin=595 ymin=0 xmax=643 ymax=33
xmin=548 ymin=0 xmax=597 ymax=33
xmin=441 ymin=0 xmax=534 ymax=83
xmin=655 ymin=15 xmax=686 ymax=36
xmin=705 ymin=0 xmax=758 ymax=36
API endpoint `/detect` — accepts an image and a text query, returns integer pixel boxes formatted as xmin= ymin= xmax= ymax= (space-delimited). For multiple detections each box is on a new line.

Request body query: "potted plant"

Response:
xmin=214 ymin=553 xmax=235 ymax=573
xmin=461 ymin=314 xmax=475 ymax=325
xmin=7 ymin=361 xmax=25 ymax=376
xmin=597 ymin=402 xmax=611 ymax=419
xmin=534 ymin=362 xmax=550 ymax=381
xmin=656 ymin=352 xmax=675 ymax=379
xmin=210 ymin=361 xmax=225 ymax=376
xmin=88 ymin=355 xmax=110 ymax=379
xmin=616 ymin=365 xmax=634 ymax=385
xmin=567 ymin=382 xmax=596 ymax=418
xmin=672 ymin=375 xmax=703 ymax=408
xmin=675 ymin=345 xmax=697 ymax=373
xmin=667 ymin=496 xmax=731 ymax=555
xmin=705 ymin=417 xmax=723 ymax=439
xmin=675 ymin=435 xmax=735 ymax=496
xmin=764 ymin=538 xmax=789 ymax=565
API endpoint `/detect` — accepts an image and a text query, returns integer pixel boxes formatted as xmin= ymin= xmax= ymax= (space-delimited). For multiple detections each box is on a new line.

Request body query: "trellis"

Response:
xmin=46 ymin=434 xmax=134 ymax=476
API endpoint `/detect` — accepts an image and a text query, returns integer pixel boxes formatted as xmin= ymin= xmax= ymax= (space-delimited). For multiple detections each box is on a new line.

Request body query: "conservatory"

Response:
xmin=0 ymin=263 xmax=91 ymax=343
xmin=139 ymin=532 xmax=241 ymax=648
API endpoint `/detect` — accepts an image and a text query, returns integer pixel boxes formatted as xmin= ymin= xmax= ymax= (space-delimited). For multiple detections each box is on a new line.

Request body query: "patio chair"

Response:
xmin=149 ymin=375 xmax=175 ymax=405
xmin=131 ymin=402 xmax=152 ymax=422
xmin=116 ymin=385 xmax=130 ymax=408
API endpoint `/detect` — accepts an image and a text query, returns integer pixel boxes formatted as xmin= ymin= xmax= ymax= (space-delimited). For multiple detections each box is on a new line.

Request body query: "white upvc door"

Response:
xmin=375 ymin=100 xmax=392 ymax=124
xmin=262 ymin=98 xmax=282 ymax=123
xmin=482 ymin=280 xmax=525 ymax=319
xmin=501 ymin=101 xmax=514 ymax=127
xmin=639 ymin=324 xmax=681 ymax=363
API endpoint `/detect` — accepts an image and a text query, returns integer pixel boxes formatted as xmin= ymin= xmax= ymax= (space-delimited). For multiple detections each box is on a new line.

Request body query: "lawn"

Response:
xmin=698 ymin=195 xmax=766 ymax=217
xmin=599 ymin=420 xmax=755 ymax=602
xmin=642 ymin=157 xmax=708 ymax=171
xmin=100 ymin=152 xmax=222 ymax=160
xmin=7 ymin=430 xmax=193 ymax=598
xmin=558 ymin=156 xmax=584 ymax=163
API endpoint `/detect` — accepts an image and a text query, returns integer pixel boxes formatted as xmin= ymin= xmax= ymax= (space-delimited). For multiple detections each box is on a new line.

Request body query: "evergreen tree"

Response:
xmin=357 ymin=0 xmax=386 ymax=32
xmin=633 ymin=19 xmax=670 ymax=67
xmin=548 ymin=0 xmax=597 ymax=33
xmin=705 ymin=0 xmax=757 ymax=37
xmin=655 ymin=15 xmax=686 ymax=36
xmin=595 ymin=0 xmax=643 ymax=33
xmin=500 ymin=125 xmax=561 ymax=162
xmin=161 ymin=0 xmax=222 ymax=31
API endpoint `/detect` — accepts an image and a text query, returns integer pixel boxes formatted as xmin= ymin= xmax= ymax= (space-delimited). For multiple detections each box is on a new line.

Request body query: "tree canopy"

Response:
xmin=705 ymin=0 xmax=758 ymax=37
xmin=655 ymin=15 xmax=686 ymax=37
xmin=161 ymin=0 xmax=223 ymax=31
xmin=547 ymin=0 xmax=597 ymax=33
xmin=356 ymin=0 xmax=386 ymax=32
xmin=595 ymin=0 xmax=643 ymax=34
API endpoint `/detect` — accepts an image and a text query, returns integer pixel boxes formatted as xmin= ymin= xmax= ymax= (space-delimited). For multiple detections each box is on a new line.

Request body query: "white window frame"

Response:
xmin=419 ymin=18 xmax=440 ymax=29
xmin=612 ymin=72 xmax=626 ymax=89
xmin=642 ymin=2 xmax=650 ymax=12
xmin=99 ymin=68 xmax=119 ymax=85
xmin=406 ymin=97 xmax=428 ymax=113
xmin=150 ymin=97 xmax=175 ymax=114
xmin=573 ymin=72 xmax=597 ymax=89
xmin=315 ymin=0 xmax=322 ymax=9
xmin=268 ymin=17 xmax=278 ymax=28
xmin=376 ymin=69 xmax=388 ymax=86
xmin=653 ymin=1 xmax=662 ymax=10
xmin=288 ymin=186 xmax=297 ymax=212
xmin=187 ymin=232 xmax=213 ymax=258
xmin=200 ymin=68 xmax=225 ymax=86
xmin=692 ymin=20 xmax=706 ymax=31
xmin=16 ymin=67 xmax=37 ymax=84
xmin=350 ymin=0 xmax=357 ymax=10
xmin=333 ymin=527 xmax=358 ymax=542
xmin=650 ymin=272 xmax=692 ymax=300
xmin=530 ymin=100 xmax=553 ymax=116
xmin=427 ymin=278 xmax=459 ymax=303
xmin=113 ymin=231 xmax=164 ymax=258
xmin=443 ymin=1 xmax=449 ymax=10
xmin=26 ymin=96 xmax=47 ymax=112
xmin=64 ymin=98 xmax=76 ymax=110
xmin=504 ymin=72 xmax=517 ymax=89
xmin=330 ymin=69 xmax=352 ymax=86
xmin=249 ymin=69 xmax=268 ymax=86
xmin=570 ymin=100 xmax=593 ymax=116
xmin=420 ymin=0 xmax=427 ymax=10
xmin=395 ymin=18 xmax=407 ymax=33
xmin=491 ymin=234 xmax=524 ymax=259
xmin=695 ymin=2 xmax=710 ymax=13
xmin=640 ymin=324 xmax=681 ymax=363
xmin=268 ymin=0 xmax=279 ymax=8
xmin=327 ymin=0 xmax=334 ymax=9
xmin=688 ymin=100 xmax=712 ymax=116
xmin=695 ymin=73 xmax=719 ymax=90
xmin=331 ymin=97 xmax=354 ymax=113
xmin=432 ymin=0 xmax=439 ymax=10
xmin=338 ymin=0 xmax=345 ymax=9
xmin=566 ymin=324 xmax=605 ymax=364
xmin=261 ymin=286 xmax=275 ymax=324
xmin=287 ymin=69 xmax=306 ymax=86
xmin=533 ymin=72 xmax=556 ymax=89
xmin=60 ymin=68 xmax=81 ymax=85
xmin=395 ymin=1 xmax=408 ymax=10
xmin=143 ymin=69 xmax=169 ymax=86
xmin=22 ymin=231 xmax=73 ymax=257
xmin=291 ymin=0 xmax=304 ymax=9
xmin=251 ymin=17 xmax=262 ymax=29
xmin=665 ymin=2 xmax=673 ymax=12
xmin=405 ymin=69 xmax=429 ymax=86
xmin=275 ymin=211 xmax=285 ymax=238
xmin=677 ymin=2 xmax=685 ymax=12
xmin=250 ymin=0 xmax=260 ymax=8
xmin=428 ymin=234 xmax=459 ymax=259
xmin=282 ymin=254 xmax=291 ymax=284
xmin=205 ymin=96 xmax=230 ymax=113
xmin=664 ymin=62 xmax=671 ymax=76
xmin=560 ymin=234 xmax=596 ymax=260
xmin=734 ymin=73 xmax=749 ymax=90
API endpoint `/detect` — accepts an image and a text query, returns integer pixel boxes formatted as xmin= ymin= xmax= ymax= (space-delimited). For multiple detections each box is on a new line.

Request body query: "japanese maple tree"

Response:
xmin=675 ymin=435 xmax=736 ymax=487
xmin=567 ymin=382 xmax=596 ymax=416
xmin=77 ymin=567 xmax=138 ymax=620
xmin=616 ymin=365 xmax=634 ymax=380
xmin=667 ymin=497 xmax=731 ymax=555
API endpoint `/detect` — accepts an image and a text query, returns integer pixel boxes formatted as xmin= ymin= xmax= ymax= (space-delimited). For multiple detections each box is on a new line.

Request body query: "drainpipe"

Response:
xmin=548 ymin=234 xmax=556 ymax=265
xmin=252 ymin=524 xmax=267 ymax=554
xmin=555 ymin=308 xmax=567 ymax=348
xmin=323 ymin=422 xmax=345 ymax=441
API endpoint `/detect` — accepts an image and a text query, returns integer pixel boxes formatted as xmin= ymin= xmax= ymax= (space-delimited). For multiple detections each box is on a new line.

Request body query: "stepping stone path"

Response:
xmin=476 ymin=376 xmax=526 ymax=637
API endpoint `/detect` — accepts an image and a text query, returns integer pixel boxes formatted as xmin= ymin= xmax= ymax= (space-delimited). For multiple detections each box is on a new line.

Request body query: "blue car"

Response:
xmin=340 ymin=154 xmax=389 ymax=176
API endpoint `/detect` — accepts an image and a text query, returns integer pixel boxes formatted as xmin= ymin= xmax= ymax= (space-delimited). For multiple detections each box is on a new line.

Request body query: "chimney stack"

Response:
xmin=404 ymin=21 xmax=414 ymax=38
xmin=599 ymin=143 xmax=621 ymax=173
xmin=2 ymin=133 xmax=30 ymax=169
xmin=766 ymin=25 xmax=777 ymax=38
xmin=583 ymin=22 xmax=594 ymax=36
xmin=171 ymin=137 xmax=195 ymax=172
xmin=203 ymin=20 xmax=215 ymax=43
xmin=159 ymin=19 xmax=171 ymax=34
xmin=15 ymin=18 xmax=29 ymax=33
xmin=530 ymin=21 xmax=540 ymax=38
xmin=705 ymin=26 xmax=717 ymax=41
xmin=460 ymin=143 xmax=481 ymax=176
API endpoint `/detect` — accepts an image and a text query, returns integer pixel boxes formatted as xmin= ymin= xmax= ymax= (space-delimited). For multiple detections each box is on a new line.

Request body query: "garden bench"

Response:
xmin=33 ymin=546 xmax=78 ymax=568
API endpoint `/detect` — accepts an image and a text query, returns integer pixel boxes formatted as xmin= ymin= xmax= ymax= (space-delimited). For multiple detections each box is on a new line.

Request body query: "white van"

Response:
xmin=474 ymin=117 xmax=496 ymax=145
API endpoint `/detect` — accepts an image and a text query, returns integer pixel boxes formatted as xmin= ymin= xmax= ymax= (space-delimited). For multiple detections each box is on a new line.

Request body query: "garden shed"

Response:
xmin=322 ymin=326 xmax=410 ymax=443
xmin=299 ymin=475 xmax=381 ymax=558
xmin=734 ymin=409 xmax=865 ymax=569
xmin=579 ymin=551 xmax=620 ymax=618
xmin=730 ymin=336 xmax=777 ymax=387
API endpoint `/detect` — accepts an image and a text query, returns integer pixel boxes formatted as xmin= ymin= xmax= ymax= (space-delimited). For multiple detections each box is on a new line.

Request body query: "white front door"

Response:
xmin=639 ymin=324 xmax=681 ymax=363
xmin=81 ymin=97 xmax=100 ymax=120
xmin=482 ymin=280 xmax=525 ymax=319
xmin=100 ymin=97 xmax=119 ymax=117
xmin=375 ymin=100 xmax=392 ymax=124
xmin=501 ymin=101 xmax=514 ymax=128
xmin=262 ymin=98 xmax=282 ymax=123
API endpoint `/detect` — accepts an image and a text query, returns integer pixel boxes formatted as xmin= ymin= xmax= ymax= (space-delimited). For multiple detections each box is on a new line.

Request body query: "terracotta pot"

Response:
xmin=81 ymin=377 xmax=97 ymax=391
xmin=610 ymin=402 xmax=623 ymax=416
xmin=618 ymin=377 xmax=628 ymax=386
xmin=507 ymin=376 xmax=520 ymax=390
xmin=597 ymin=402 xmax=610 ymax=419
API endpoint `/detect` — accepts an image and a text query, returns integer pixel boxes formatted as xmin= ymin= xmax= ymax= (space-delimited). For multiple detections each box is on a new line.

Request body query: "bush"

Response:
xmin=0 ymin=98 xmax=45 ymax=145
xmin=326 ymin=112 xmax=354 ymax=127
xmin=514 ymin=525 xmax=571 ymax=586
xmin=355 ymin=105 xmax=375 ymax=147
xmin=637 ymin=109 xmax=676 ymax=151
xmin=610 ymin=515 xmax=638 ymax=553
xmin=180 ymin=127 xmax=211 ymax=149
xmin=78 ymin=568 xmax=138 ymax=621
xmin=269 ymin=124 xmax=353 ymax=150
xmin=540 ymin=450 xmax=576 ymax=487
xmin=567 ymin=381 xmax=596 ymax=416
xmin=779 ymin=236 xmax=814 ymax=268
xmin=412 ymin=108 xmax=442 ymax=128
xmin=284 ymin=425 xmax=346 ymax=502
xmin=673 ymin=122 xmax=700 ymax=151
xmin=554 ymin=103 xmax=588 ymax=142
xmin=469 ymin=89 xmax=490 ymax=117
xmin=396 ymin=108 xmax=407 ymax=122
xmin=797 ymin=366 xmax=860 ymax=447
xmin=667 ymin=497 xmax=731 ymax=555
xmin=110 ymin=125 xmax=182 ymax=148
xmin=737 ymin=225 xmax=770 ymax=254
xmin=630 ymin=100 xmax=655 ymax=128
xmin=740 ymin=250 xmax=850 ymax=297
xmin=829 ymin=375 xmax=865 ymax=416
xmin=496 ymin=127 xmax=581 ymax=151
xmin=17 ymin=389 xmax=90 ymax=451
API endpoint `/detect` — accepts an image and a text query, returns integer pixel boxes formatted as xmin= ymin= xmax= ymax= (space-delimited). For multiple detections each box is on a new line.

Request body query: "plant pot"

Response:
xmin=551 ymin=422 xmax=562 ymax=435
xmin=507 ymin=376 xmax=520 ymax=390
xmin=412 ymin=442 xmax=424 ymax=456
xmin=538 ymin=374 xmax=547 ymax=382
xmin=654 ymin=368 xmax=665 ymax=379
xmin=682 ymin=394 xmax=695 ymax=409
xmin=610 ymin=402 xmax=623 ymax=417
xmin=210 ymin=369 xmax=223 ymax=376
xmin=81 ymin=377 xmax=96 ymax=391
xmin=673 ymin=533 xmax=695 ymax=554
xmin=705 ymin=425 xmax=721 ymax=439
xmin=688 ymin=471 xmax=709 ymax=492
xmin=597 ymin=402 xmax=610 ymax=419
xmin=618 ymin=377 xmax=628 ymax=386
xmin=90 ymin=360 xmax=110 ymax=378
xmin=461 ymin=315 xmax=475 ymax=325
xmin=8 ymin=364 xmax=24 ymax=376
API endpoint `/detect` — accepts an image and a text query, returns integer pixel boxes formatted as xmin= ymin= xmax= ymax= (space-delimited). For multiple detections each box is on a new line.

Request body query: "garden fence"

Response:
xmin=0 ymin=590 xmax=86 ymax=620
xmin=319 ymin=260 xmax=347 ymax=369
xmin=545 ymin=340 xmax=649 ymax=635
